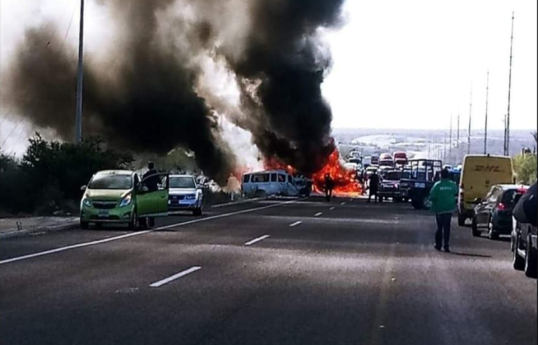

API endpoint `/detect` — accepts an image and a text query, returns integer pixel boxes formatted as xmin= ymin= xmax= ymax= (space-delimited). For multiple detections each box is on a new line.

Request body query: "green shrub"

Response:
xmin=513 ymin=153 xmax=537 ymax=185
xmin=1 ymin=133 xmax=134 ymax=215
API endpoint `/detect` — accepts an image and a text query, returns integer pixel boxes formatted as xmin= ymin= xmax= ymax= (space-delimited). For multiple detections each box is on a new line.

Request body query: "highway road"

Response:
xmin=1 ymin=197 xmax=536 ymax=345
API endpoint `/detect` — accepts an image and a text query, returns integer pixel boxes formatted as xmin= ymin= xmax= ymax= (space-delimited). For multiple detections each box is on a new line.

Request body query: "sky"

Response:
xmin=0 ymin=0 xmax=537 ymax=154
xmin=323 ymin=0 xmax=537 ymax=130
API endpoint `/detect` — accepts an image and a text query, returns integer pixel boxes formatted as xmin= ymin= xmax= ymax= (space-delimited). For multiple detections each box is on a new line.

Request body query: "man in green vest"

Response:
xmin=429 ymin=168 xmax=459 ymax=252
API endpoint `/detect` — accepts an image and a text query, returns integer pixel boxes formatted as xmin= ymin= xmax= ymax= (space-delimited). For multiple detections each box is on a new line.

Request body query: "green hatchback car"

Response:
xmin=80 ymin=170 xmax=169 ymax=229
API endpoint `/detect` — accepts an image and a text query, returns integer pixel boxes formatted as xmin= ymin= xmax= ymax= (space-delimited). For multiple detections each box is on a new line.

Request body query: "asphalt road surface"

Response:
xmin=1 ymin=197 xmax=536 ymax=345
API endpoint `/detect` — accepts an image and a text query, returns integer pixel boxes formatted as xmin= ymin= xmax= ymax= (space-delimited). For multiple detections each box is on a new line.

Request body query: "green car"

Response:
xmin=80 ymin=170 xmax=169 ymax=229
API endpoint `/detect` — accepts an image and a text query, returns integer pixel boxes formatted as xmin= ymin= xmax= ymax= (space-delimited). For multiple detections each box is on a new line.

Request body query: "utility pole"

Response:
xmin=449 ymin=114 xmax=453 ymax=163
xmin=75 ymin=0 xmax=85 ymax=143
xmin=468 ymin=87 xmax=473 ymax=155
xmin=504 ymin=12 xmax=515 ymax=156
xmin=443 ymin=136 xmax=447 ymax=163
xmin=484 ymin=70 xmax=489 ymax=154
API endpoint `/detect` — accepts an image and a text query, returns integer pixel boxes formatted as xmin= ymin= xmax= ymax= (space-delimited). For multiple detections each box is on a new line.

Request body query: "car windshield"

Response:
xmin=384 ymin=171 xmax=402 ymax=181
xmin=88 ymin=174 xmax=132 ymax=190
xmin=170 ymin=176 xmax=196 ymax=188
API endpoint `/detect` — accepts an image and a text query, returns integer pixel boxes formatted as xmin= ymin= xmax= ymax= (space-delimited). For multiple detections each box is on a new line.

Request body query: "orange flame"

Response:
xmin=311 ymin=149 xmax=364 ymax=196
xmin=262 ymin=147 xmax=364 ymax=197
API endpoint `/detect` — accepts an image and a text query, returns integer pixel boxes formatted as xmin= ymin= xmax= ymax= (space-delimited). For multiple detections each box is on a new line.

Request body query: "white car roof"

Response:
xmin=169 ymin=174 xmax=196 ymax=178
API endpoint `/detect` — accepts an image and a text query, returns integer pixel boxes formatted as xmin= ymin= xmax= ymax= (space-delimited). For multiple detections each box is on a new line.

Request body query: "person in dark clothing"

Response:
xmin=367 ymin=170 xmax=380 ymax=203
xmin=141 ymin=162 xmax=160 ymax=228
xmin=324 ymin=174 xmax=334 ymax=202
xmin=142 ymin=162 xmax=159 ymax=192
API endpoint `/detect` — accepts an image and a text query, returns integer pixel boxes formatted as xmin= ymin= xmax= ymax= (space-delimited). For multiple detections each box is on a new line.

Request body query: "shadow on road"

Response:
xmin=449 ymin=251 xmax=492 ymax=258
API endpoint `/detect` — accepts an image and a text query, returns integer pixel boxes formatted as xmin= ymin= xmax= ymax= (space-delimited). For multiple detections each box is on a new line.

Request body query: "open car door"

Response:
xmin=136 ymin=173 xmax=169 ymax=218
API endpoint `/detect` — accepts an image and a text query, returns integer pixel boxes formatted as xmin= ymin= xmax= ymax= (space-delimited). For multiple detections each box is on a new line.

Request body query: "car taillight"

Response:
xmin=497 ymin=203 xmax=506 ymax=211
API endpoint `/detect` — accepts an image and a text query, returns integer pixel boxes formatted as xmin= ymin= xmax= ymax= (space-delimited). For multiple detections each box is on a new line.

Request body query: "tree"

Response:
xmin=513 ymin=153 xmax=537 ymax=185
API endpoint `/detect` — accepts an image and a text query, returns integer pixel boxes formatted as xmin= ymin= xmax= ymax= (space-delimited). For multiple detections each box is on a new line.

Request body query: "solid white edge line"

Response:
xmin=314 ymin=212 xmax=322 ymax=217
xmin=289 ymin=221 xmax=302 ymax=227
xmin=149 ymin=266 xmax=202 ymax=288
xmin=0 ymin=198 xmax=305 ymax=265
xmin=244 ymin=235 xmax=270 ymax=246
xmin=0 ymin=231 xmax=151 ymax=265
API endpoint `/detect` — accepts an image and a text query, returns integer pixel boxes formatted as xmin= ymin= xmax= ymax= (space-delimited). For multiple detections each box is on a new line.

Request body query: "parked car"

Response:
xmin=458 ymin=154 xmax=514 ymax=226
xmin=379 ymin=170 xmax=403 ymax=201
xmin=242 ymin=170 xmax=301 ymax=197
xmin=371 ymin=154 xmax=380 ymax=166
xmin=362 ymin=156 xmax=372 ymax=168
xmin=393 ymin=151 xmax=408 ymax=166
xmin=511 ymin=182 xmax=537 ymax=278
xmin=168 ymin=174 xmax=203 ymax=216
xmin=471 ymin=184 xmax=528 ymax=239
xmin=80 ymin=170 xmax=169 ymax=229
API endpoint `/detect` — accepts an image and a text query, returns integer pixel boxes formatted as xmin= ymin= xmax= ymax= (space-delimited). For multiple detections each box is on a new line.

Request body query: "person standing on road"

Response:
xmin=324 ymin=174 xmax=334 ymax=202
xmin=429 ymin=168 xmax=459 ymax=252
xmin=142 ymin=162 xmax=160 ymax=228
xmin=367 ymin=170 xmax=380 ymax=203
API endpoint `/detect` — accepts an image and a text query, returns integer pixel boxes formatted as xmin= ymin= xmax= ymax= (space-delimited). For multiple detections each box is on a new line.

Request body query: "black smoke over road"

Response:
xmin=223 ymin=0 xmax=345 ymax=174
xmin=4 ymin=0 xmax=344 ymax=180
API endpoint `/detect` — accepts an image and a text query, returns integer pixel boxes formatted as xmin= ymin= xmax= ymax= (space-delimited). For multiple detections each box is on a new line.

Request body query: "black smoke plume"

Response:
xmin=221 ymin=0 xmax=345 ymax=174
xmin=4 ymin=0 xmax=345 ymax=179
xmin=4 ymin=0 xmax=235 ymax=183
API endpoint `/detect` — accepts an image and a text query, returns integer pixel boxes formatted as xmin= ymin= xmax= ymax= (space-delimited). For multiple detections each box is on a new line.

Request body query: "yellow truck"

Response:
xmin=458 ymin=154 xmax=514 ymax=226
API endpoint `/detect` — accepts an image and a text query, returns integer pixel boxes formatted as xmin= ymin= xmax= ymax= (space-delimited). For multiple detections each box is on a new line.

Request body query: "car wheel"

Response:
xmin=512 ymin=233 xmax=525 ymax=271
xmin=422 ymin=196 xmax=431 ymax=210
xmin=80 ymin=221 xmax=89 ymax=230
xmin=411 ymin=199 xmax=421 ymax=209
xmin=524 ymin=235 xmax=537 ymax=278
xmin=128 ymin=210 xmax=138 ymax=230
xmin=458 ymin=212 xmax=466 ymax=226
xmin=487 ymin=218 xmax=499 ymax=240
xmin=193 ymin=208 xmax=202 ymax=216
xmin=471 ymin=217 xmax=481 ymax=237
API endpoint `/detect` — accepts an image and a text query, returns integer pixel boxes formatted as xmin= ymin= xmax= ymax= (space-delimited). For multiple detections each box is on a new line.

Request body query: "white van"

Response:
xmin=242 ymin=170 xmax=301 ymax=197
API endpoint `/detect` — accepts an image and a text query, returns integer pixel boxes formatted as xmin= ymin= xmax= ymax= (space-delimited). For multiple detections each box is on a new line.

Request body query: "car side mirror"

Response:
xmin=81 ymin=185 xmax=87 ymax=191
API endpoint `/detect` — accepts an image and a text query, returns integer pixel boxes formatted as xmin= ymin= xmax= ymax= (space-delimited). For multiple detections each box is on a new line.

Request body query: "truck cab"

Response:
xmin=399 ymin=159 xmax=442 ymax=209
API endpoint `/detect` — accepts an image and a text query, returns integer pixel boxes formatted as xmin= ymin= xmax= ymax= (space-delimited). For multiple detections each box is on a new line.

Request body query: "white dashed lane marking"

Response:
xmin=244 ymin=235 xmax=270 ymax=246
xmin=149 ymin=266 xmax=202 ymax=288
